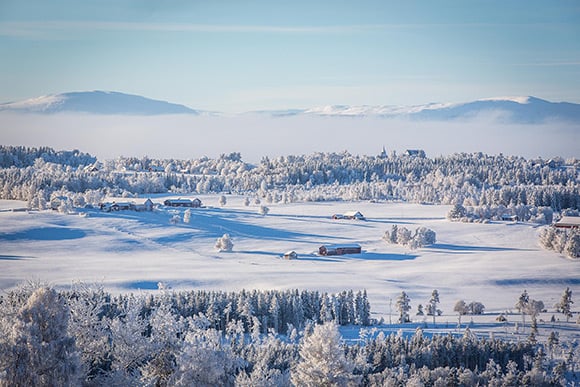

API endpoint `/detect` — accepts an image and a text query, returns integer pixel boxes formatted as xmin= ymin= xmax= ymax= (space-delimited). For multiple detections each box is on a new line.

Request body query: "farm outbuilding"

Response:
xmin=318 ymin=244 xmax=362 ymax=256
xmin=332 ymin=211 xmax=365 ymax=220
xmin=554 ymin=216 xmax=580 ymax=229
xmin=163 ymin=198 xmax=202 ymax=208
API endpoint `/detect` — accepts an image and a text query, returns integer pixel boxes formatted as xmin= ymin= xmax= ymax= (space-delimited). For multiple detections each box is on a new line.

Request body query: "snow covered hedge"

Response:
xmin=539 ymin=227 xmax=580 ymax=259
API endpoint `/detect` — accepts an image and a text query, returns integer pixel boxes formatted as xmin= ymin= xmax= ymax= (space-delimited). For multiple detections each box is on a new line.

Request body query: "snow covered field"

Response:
xmin=1 ymin=196 xmax=578 ymax=339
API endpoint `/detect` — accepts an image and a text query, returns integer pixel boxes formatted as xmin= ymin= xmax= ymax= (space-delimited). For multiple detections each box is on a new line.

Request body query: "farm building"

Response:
xmin=100 ymin=202 xmax=132 ymax=212
xmin=282 ymin=251 xmax=298 ymax=260
xmin=332 ymin=211 xmax=365 ymax=220
xmin=554 ymin=216 xmax=580 ymax=229
xmin=318 ymin=244 xmax=362 ymax=256
xmin=133 ymin=198 xmax=155 ymax=212
xmin=343 ymin=211 xmax=365 ymax=220
xmin=100 ymin=199 xmax=154 ymax=212
xmin=501 ymin=214 xmax=518 ymax=222
xmin=163 ymin=198 xmax=202 ymax=208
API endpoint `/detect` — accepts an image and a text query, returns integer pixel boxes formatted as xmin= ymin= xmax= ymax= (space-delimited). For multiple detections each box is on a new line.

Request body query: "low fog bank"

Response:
xmin=0 ymin=112 xmax=577 ymax=163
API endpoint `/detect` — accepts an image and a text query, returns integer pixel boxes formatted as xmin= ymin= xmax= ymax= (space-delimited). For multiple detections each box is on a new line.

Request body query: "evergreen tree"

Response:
xmin=555 ymin=287 xmax=573 ymax=322
xmin=515 ymin=290 xmax=530 ymax=331
xmin=427 ymin=289 xmax=441 ymax=325
xmin=395 ymin=291 xmax=412 ymax=323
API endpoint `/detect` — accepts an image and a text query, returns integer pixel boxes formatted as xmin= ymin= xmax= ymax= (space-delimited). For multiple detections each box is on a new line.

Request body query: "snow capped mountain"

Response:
xmin=257 ymin=96 xmax=580 ymax=123
xmin=0 ymin=91 xmax=200 ymax=115
xmin=2 ymin=92 xmax=580 ymax=123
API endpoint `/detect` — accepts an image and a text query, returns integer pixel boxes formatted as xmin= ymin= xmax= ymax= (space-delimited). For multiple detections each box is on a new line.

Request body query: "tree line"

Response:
xmin=0 ymin=284 xmax=576 ymax=386
xmin=1 ymin=146 xmax=579 ymax=213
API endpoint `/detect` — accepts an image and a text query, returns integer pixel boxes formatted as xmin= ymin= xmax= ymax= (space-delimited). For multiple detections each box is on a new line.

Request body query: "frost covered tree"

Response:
xmin=66 ymin=283 xmax=111 ymax=382
xmin=564 ymin=229 xmax=580 ymax=258
xmin=396 ymin=227 xmax=413 ymax=246
xmin=258 ymin=205 xmax=270 ymax=216
xmin=1 ymin=286 xmax=81 ymax=386
xmin=395 ymin=291 xmax=412 ymax=323
xmin=170 ymin=214 xmax=181 ymax=224
xmin=427 ymin=290 xmax=441 ymax=325
xmin=171 ymin=326 xmax=239 ymax=386
xmin=515 ymin=290 xmax=530 ymax=330
xmin=447 ymin=203 xmax=466 ymax=221
xmin=215 ymin=233 xmax=234 ymax=252
xmin=291 ymin=322 xmax=359 ymax=387
xmin=243 ymin=197 xmax=250 ymax=207
xmin=413 ymin=226 xmax=437 ymax=246
xmin=107 ymin=296 xmax=151 ymax=384
xmin=467 ymin=301 xmax=485 ymax=315
xmin=555 ymin=287 xmax=573 ymax=322
xmin=454 ymin=300 xmax=469 ymax=327
xmin=219 ymin=195 xmax=227 ymax=206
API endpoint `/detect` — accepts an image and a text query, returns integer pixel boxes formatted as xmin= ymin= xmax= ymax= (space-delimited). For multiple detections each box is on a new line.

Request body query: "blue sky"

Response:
xmin=1 ymin=0 xmax=579 ymax=112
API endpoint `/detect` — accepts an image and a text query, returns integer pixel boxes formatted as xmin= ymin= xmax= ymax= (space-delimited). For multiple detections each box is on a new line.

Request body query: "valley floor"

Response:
xmin=1 ymin=196 xmax=578 ymax=340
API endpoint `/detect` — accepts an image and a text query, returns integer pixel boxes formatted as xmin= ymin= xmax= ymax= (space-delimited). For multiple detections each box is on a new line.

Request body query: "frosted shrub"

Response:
xmin=384 ymin=225 xmax=436 ymax=249
xmin=215 ymin=233 xmax=233 ymax=252
xmin=183 ymin=209 xmax=192 ymax=223
xmin=447 ymin=203 xmax=466 ymax=220
xmin=258 ymin=205 xmax=269 ymax=216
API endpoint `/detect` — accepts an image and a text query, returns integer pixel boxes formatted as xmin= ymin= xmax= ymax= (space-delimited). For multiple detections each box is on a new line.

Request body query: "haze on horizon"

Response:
xmin=1 ymin=112 xmax=577 ymax=163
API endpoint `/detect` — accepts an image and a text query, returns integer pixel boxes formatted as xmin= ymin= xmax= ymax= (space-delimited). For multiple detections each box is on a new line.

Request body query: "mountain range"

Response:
xmin=0 ymin=91 xmax=199 ymax=115
xmin=1 ymin=91 xmax=580 ymax=123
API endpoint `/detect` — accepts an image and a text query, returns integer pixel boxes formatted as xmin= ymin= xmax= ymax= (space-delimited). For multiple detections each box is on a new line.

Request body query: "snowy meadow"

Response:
xmin=0 ymin=146 xmax=579 ymax=384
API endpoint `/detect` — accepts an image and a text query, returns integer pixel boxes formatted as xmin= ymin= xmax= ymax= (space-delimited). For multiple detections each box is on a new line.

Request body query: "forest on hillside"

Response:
xmin=1 ymin=146 xmax=578 ymax=216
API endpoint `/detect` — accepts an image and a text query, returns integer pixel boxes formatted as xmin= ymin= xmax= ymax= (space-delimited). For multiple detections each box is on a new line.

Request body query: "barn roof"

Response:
xmin=555 ymin=216 xmax=580 ymax=227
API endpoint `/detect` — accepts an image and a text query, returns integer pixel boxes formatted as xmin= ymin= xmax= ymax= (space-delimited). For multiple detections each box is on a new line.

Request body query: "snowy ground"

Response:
xmin=1 ymin=195 xmax=578 ymax=340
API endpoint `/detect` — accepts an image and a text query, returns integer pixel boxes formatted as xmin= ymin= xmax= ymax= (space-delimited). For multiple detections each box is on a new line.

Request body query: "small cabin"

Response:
xmin=343 ymin=211 xmax=365 ymax=220
xmin=133 ymin=198 xmax=155 ymax=212
xmin=318 ymin=244 xmax=362 ymax=256
xmin=554 ymin=216 xmax=580 ymax=229
xmin=501 ymin=214 xmax=518 ymax=222
xmin=100 ymin=201 xmax=132 ymax=212
xmin=282 ymin=251 xmax=298 ymax=260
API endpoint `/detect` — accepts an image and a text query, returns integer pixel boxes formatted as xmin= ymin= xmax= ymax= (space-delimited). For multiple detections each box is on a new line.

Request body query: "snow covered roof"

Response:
xmin=554 ymin=216 xmax=580 ymax=228
xmin=165 ymin=198 xmax=192 ymax=203
xmin=320 ymin=243 xmax=361 ymax=249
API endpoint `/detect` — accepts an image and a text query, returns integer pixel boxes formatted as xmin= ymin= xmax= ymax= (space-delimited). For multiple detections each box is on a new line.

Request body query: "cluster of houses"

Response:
xmin=99 ymin=197 xmax=202 ymax=212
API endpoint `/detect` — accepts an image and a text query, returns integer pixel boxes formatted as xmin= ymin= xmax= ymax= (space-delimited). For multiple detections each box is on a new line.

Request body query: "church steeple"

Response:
xmin=379 ymin=146 xmax=388 ymax=159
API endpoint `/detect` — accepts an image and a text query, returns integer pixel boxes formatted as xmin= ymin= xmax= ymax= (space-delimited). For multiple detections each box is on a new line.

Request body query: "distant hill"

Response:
xmin=0 ymin=91 xmax=200 ymax=115
xmin=2 ymin=92 xmax=580 ymax=123
xmin=253 ymin=96 xmax=580 ymax=123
